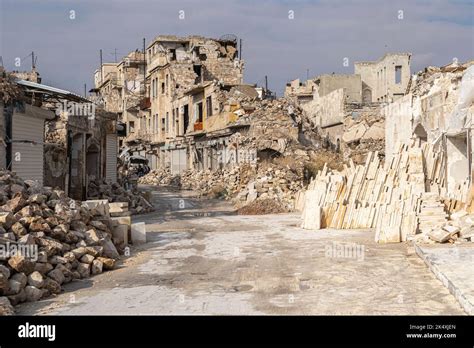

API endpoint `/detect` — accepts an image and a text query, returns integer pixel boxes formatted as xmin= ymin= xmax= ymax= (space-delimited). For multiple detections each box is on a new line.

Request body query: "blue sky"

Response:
xmin=1 ymin=0 xmax=473 ymax=95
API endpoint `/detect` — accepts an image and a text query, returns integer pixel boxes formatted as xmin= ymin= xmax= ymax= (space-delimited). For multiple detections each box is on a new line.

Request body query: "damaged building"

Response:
xmin=95 ymin=35 xmax=249 ymax=174
xmin=1 ymin=68 xmax=119 ymax=200
xmin=287 ymin=53 xmax=411 ymax=163
xmin=143 ymin=35 xmax=244 ymax=173
xmin=91 ymin=50 xmax=146 ymax=150
xmin=385 ymin=60 xmax=474 ymax=200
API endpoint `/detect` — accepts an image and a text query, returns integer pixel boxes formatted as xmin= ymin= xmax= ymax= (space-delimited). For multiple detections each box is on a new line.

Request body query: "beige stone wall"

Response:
xmin=355 ymin=53 xmax=411 ymax=102
xmin=383 ymin=93 xmax=414 ymax=159
xmin=318 ymin=74 xmax=362 ymax=103
xmin=302 ymin=88 xmax=345 ymax=128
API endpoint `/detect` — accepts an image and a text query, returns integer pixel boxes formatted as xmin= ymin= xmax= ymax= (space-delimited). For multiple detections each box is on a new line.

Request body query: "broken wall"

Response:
xmin=302 ymin=88 xmax=345 ymax=128
xmin=318 ymin=74 xmax=362 ymax=103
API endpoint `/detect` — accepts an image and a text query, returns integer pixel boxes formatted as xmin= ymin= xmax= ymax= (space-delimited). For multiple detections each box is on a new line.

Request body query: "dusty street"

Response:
xmin=17 ymin=186 xmax=464 ymax=315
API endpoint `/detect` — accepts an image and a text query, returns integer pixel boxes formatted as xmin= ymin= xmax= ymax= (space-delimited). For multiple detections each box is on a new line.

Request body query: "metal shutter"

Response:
xmin=106 ymin=133 xmax=117 ymax=183
xmin=12 ymin=114 xmax=44 ymax=185
xmin=171 ymin=148 xmax=187 ymax=174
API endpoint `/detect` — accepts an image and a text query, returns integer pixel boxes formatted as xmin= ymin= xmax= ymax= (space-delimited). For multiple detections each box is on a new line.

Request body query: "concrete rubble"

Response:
xmin=137 ymin=94 xmax=342 ymax=213
xmin=88 ymin=179 xmax=154 ymax=215
xmin=138 ymin=168 xmax=180 ymax=187
xmin=0 ymin=170 xmax=133 ymax=315
xmin=0 ymin=68 xmax=22 ymax=103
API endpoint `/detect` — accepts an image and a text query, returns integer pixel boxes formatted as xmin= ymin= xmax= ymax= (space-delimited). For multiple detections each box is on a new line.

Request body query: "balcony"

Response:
xmin=193 ymin=122 xmax=203 ymax=131
xmin=140 ymin=97 xmax=151 ymax=110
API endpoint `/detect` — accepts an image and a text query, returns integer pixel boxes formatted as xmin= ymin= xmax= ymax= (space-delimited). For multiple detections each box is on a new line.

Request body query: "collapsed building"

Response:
xmin=90 ymin=50 xmax=146 ymax=151
xmin=286 ymin=53 xmax=411 ymax=163
xmin=94 ymin=35 xmax=250 ymax=175
xmin=385 ymin=61 xmax=474 ymax=198
xmin=300 ymin=60 xmax=474 ymax=245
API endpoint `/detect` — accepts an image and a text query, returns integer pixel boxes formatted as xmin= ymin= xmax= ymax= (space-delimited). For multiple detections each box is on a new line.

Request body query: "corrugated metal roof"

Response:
xmin=16 ymin=79 xmax=89 ymax=102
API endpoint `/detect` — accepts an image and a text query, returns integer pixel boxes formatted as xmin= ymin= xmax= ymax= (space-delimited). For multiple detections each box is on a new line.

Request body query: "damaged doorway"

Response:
xmin=413 ymin=124 xmax=428 ymax=144
xmin=86 ymin=137 xmax=101 ymax=190
xmin=69 ymin=133 xmax=84 ymax=200
xmin=446 ymin=133 xmax=470 ymax=194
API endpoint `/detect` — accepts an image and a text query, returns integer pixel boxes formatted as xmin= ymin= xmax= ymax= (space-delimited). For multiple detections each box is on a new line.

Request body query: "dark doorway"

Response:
xmin=183 ymin=104 xmax=189 ymax=134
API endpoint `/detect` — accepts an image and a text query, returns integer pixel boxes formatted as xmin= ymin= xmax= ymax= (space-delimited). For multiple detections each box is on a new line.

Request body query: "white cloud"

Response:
xmin=1 ymin=0 xmax=472 ymax=94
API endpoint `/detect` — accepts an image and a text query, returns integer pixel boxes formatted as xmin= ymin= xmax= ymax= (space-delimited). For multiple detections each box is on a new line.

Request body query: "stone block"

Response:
xmin=131 ymin=222 xmax=146 ymax=244
xmin=112 ymin=224 xmax=128 ymax=245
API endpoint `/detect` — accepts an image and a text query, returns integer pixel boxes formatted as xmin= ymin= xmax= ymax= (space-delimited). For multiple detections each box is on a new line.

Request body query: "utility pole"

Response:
xmin=32 ymin=51 xmax=35 ymax=69
xmin=0 ymin=56 xmax=3 ymax=67
xmin=239 ymin=39 xmax=242 ymax=60
xmin=143 ymin=38 xmax=146 ymax=95
xmin=111 ymin=48 xmax=118 ymax=62
xmin=265 ymin=75 xmax=268 ymax=91
xmin=100 ymin=49 xmax=103 ymax=84
xmin=84 ymin=83 xmax=87 ymax=98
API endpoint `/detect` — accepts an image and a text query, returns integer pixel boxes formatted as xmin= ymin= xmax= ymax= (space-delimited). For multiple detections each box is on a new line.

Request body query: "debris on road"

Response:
xmin=88 ymin=179 xmax=154 ymax=215
xmin=0 ymin=171 xmax=129 ymax=314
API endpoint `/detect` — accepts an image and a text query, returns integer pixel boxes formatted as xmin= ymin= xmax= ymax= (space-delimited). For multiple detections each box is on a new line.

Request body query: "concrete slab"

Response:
xmin=131 ymin=222 xmax=146 ymax=244
xmin=415 ymin=243 xmax=474 ymax=315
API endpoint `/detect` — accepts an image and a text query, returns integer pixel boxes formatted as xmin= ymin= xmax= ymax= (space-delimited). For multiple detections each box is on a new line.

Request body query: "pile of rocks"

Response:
xmin=412 ymin=210 xmax=474 ymax=244
xmin=0 ymin=67 xmax=22 ymax=104
xmin=138 ymin=168 xmax=180 ymax=187
xmin=177 ymin=160 xmax=304 ymax=211
xmin=179 ymin=165 xmax=245 ymax=196
xmin=88 ymin=179 xmax=154 ymax=214
xmin=233 ymin=164 xmax=304 ymax=211
xmin=0 ymin=171 xmax=121 ymax=314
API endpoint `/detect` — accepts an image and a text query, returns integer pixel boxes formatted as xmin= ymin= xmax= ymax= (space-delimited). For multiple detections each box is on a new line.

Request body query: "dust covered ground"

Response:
xmin=17 ymin=186 xmax=464 ymax=315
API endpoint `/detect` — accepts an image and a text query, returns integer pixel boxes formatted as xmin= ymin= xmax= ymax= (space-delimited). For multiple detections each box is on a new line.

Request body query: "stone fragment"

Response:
xmin=91 ymin=259 xmax=103 ymax=275
xmin=0 ymin=296 xmax=14 ymax=315
xmin=428 ymin=229 xmax=451 ymax=243
xmin=96 ymin=257 xmax=115 ymax=270
xmin=84 ymin=229 xmax=100 ymax=245
xmin=25 ymin=285 xmax=43 ymax=302
xmin=8 ymin=254 xmax=35 ymax=275
xmin=43 ymin=277 xmax=61 ymax=295
xmin=80 ymin=254 xmax=95 ymax=264
xmin=47 ymin=269 xmax=65 ymax=285
xmin=0 ymin=212 xmax=16 ymax=229
xmin=77 ymin=263 xmax=90 ymax=278
xmin=11 ymin=273 xmax=27 ymax=288
xmin=11 ymin=222 xmax=27 ymax=237
xmin=27 ymin=271 xmax=44 ymax=288
xmin=34 ymin=262 xmax=53 ymax=275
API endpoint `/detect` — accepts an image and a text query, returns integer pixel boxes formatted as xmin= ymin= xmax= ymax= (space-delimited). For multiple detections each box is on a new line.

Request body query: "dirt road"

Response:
xmin=17 ymin=186 xmax=464 ymax=315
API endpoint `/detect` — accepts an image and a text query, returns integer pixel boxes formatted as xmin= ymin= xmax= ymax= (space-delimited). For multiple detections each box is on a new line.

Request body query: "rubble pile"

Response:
xmin=88 ymin=179 xmax=154 ymax=215
xmin=342 ymin=104 xmax=385 ymax=164
xmin=138 ymin=168 xmax=180 ymax=187
xmin=0 ymin=68 xmax=22 ymax=103
xmin=301 ymin=139 xmax=471 ymax=243
xmin=233 ymin=97 xmax=303 ymax=154
xmin=177 ymin=159 xmax=305 ymax=212
xmin=0 ymin=171 xmax=122 ymax=314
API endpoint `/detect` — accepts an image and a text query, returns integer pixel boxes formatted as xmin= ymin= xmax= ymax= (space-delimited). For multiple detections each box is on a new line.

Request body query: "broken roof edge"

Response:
xmin=16 ymin=79 xmax=90 ymax=103
xmin=354 ymin=52 xmax=412 ymax=65
xmin=146 ymin=34 xmax=237 ymax=50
